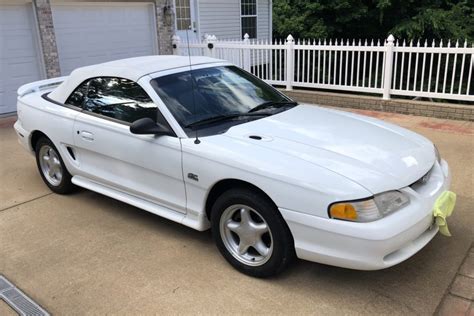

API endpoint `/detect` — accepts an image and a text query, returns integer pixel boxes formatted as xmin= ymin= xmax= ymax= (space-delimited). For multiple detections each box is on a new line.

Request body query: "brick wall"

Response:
xmin=283 ymin=90 xmax=474 ymax=121
xmin=33 ymin=0 xmax=61 ymax=78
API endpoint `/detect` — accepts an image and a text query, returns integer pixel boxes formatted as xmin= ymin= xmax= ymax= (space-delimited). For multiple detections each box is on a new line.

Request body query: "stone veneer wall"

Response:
xmin=283 ymin=89 xmax=474 ymax=121
xmin=33 ymin=0 xmax=61 ymax=78
xmin=154 ymin=0 xmax=175 ymax=55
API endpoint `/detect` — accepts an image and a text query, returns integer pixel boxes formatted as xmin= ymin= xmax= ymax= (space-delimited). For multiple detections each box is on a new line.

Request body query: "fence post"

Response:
xmin=172 ymin=35 xmax=181 ymax=55
xmin=243 ymin=33 xmax=251 ymax=72
xmin=285 ymin=34 xmax=295 ymax=90
xmin=204 ymin=34 xmax=217 ymax=58
xmin=382 ymin=34 xmax=395 ymax=99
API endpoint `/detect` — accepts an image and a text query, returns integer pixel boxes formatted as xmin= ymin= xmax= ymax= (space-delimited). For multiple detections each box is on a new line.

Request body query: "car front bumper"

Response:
xmin=280 ymin=159 xmax=452 ymax=270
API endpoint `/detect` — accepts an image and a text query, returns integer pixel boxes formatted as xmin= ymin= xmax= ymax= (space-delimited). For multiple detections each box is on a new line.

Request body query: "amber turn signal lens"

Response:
xmin=329 ymin=203 xmax=358 ymax=220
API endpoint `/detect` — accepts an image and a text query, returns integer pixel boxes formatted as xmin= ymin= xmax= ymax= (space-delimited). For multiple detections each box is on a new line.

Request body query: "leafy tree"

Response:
xmin=273 ymin=0 xmax=474 ymax=41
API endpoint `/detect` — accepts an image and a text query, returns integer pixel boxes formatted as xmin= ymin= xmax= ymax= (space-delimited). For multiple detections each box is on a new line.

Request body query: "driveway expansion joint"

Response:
xmin=0 ymin=193 xmax=53 ymax=213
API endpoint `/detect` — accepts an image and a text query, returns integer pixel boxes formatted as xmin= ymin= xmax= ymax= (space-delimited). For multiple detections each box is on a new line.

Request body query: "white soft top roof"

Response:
xmin=49 ymin=55 xmax=225 ymax=103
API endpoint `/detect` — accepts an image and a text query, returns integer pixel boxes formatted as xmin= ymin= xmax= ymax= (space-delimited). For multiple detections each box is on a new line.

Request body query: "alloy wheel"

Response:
xmin=219 ymin=204 xmax=273 ymax=266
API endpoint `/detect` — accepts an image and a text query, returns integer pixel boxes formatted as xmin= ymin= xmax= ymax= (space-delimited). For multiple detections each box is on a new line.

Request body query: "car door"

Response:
xmin=70 ymin=77 xmax=187 ymax=213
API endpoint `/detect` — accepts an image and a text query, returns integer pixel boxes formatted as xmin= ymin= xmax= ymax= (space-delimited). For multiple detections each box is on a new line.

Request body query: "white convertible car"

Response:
xmin=14 ymin=56 xmax=452 ymax=277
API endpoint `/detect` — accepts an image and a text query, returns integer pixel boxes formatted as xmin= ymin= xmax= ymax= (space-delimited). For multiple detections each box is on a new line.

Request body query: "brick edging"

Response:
xmin=281 ymin=89 xmax=474 ymax=121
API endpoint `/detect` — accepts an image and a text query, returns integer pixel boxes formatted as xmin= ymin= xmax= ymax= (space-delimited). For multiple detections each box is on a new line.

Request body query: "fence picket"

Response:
xmin=356 ymin=39 xmax=361 ymax=86
xmin=443 ymin=40 xmax=451 ymax=93
xmin=428 ymin=39 xmax=435 ymax=92
xmin=413 ymin=40 xmax=420 ymax=91
xmin=467 ymin=45 xmax=473 ymax=96
xmin=450 ymin=40 xmax=459 ymax=94
xmin=407 ymin=40 xmax=413 ymax=90
xmin=323 ymin=39 xmax=327 ymax=84
xmin=420 ymin=40 xmax=427 ymax=91
xmin=317 ymin=40 xmax=321 ymax=84
xmin=312 ymin=40 xmax=316 ymax=84
xmin=458 ymin=41 xmax=467 ymax=94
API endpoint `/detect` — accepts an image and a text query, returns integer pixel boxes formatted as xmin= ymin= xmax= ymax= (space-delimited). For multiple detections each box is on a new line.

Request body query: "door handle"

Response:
xmin=79 ymin=131 xmax=94 ymax=141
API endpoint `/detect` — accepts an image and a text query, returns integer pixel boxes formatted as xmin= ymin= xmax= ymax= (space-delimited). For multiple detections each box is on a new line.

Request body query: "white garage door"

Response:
xmin=0 ymin=3 xmax=43 ymax=115
xmin=52 ymin=3 xmax=158 ymax=75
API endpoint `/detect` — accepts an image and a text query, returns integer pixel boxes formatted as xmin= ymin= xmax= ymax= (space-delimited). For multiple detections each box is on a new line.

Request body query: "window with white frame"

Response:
xmin=175 ymin=0 xmax=191 ymax=30
xmin=241 ymin=0 xmax=257 ymax=39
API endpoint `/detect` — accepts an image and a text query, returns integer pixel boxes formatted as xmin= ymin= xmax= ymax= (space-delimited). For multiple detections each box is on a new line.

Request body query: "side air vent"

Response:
xmin=66 ymin=146 xmax=76 ymax=160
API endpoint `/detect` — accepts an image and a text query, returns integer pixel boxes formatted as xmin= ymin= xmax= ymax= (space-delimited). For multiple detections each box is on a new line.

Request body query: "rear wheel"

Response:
xmin=211 ymin=188 xmax=295 ymax=277
xmin=35 ymin=137 xmax=75 ymax=194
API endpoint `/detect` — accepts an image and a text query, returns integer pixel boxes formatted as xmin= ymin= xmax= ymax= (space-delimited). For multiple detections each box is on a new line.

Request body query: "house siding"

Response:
xmin=198 ymin=0 xmax=271 ymax=40
xmin=198 ymin=0 xmax=240 ymax=39
xmin=257 ymin=0 xmax=270 ymax=40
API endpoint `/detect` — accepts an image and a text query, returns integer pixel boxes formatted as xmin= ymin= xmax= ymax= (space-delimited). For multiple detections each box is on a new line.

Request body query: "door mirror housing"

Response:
xmin=130 ymin=118 xmax=172 ymax=136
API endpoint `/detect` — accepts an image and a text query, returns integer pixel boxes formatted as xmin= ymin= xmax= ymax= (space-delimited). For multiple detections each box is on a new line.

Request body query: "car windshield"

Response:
xmin=150 ymin=66 xmax=296 ymax=134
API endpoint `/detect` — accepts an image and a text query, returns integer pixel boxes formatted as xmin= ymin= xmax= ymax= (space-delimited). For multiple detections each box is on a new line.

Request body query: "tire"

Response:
xmin=211 ymin=188 xmax=295 ymax=277
xmin=35 ymin=136 xmax=75 ymax=194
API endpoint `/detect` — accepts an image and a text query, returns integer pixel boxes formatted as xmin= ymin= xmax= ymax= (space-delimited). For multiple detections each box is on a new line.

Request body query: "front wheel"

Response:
xmin=35 ymin=136 xmax=75 ymax=194
xmin=211 ymin=188 xmax=295 ymax=277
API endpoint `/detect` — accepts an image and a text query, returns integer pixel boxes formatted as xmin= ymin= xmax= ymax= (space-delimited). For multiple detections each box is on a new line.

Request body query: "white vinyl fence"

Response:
xmin=172 ymin=34 xmax=474 ymax=102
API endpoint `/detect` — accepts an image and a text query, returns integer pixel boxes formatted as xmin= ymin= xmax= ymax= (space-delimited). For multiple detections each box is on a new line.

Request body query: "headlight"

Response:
xmin=329 ymin=191 xmax=409 ymax=222
xmin=434 ymin=145 xmax=441 ymax=164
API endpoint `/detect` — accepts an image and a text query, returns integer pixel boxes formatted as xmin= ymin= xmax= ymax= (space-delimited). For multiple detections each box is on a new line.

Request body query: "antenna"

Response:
xmin=185 ymin=25 xmax=200 ymax=144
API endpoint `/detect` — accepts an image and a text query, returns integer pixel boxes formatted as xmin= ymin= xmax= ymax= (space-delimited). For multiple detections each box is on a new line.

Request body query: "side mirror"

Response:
xmin=130 ymin=118 xmax=171 ymax=135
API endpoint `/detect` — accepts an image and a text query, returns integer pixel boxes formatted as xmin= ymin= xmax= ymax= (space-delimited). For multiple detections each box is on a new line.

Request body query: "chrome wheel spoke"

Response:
xmin=252 ymin=222 xmax=268 ymax=235
xmin=254 ymin=240 xmax=270 ymax=256
xmin=226 ymin=220 xmax=241 ymax=233
xmin=238 ymin=241 xmax=250 ymax=255
xmin=240 ymin=208 xmax=251 ymax=224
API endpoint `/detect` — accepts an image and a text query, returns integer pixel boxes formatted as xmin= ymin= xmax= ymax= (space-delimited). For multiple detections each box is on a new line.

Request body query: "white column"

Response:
xmin=285 ymin=34 xmax=295 ymax=90
xmin=382 ymin=34 xmax=395 ymax=99
xmin=204 ymin=34 xmax=217 ymax=58
xmin=243 ymin=33 xmax=251 ymax=72
xmin=172 ymin=35 xmax=181 ymax=55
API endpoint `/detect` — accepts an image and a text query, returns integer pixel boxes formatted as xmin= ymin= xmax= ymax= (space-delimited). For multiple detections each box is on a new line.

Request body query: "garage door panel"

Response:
xmin=3 ymin=33 xmax=38 ymax=56
xmin=52 ymin=3 xmax=157 ymax=75
xmin=0 ymin=4 xmax=42 ymax=114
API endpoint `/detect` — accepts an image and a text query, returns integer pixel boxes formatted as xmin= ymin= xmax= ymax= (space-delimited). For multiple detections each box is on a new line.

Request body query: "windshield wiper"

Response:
xmin=248 ymin=100 xmax=298 ymax=113
xmin=185 ymin=113 xmax=270 ymax=128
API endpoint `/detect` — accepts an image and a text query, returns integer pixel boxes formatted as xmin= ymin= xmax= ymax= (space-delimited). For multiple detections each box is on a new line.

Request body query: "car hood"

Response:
xmin=222 ymin=104 xmax=435 ymax=194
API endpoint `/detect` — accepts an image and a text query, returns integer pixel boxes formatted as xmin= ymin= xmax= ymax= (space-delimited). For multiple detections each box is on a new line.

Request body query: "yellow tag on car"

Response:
xmin=433 ymin=191 xmax=456 ymax=237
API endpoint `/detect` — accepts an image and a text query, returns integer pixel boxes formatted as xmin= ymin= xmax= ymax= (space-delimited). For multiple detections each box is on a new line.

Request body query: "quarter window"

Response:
xmin=241 ymin=0 xmax=257 ymax=39
xmin=66 ymin=77 xmax=157 ymax=124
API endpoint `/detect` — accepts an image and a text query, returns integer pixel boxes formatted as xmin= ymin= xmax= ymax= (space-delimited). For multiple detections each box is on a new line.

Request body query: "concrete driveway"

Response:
xmin=0 ymin=110 xmax=473 ymax=315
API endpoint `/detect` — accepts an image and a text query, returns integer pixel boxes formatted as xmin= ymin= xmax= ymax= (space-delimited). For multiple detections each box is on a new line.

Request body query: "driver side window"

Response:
xmin=66 ymin=77 xmax=158 ymax=124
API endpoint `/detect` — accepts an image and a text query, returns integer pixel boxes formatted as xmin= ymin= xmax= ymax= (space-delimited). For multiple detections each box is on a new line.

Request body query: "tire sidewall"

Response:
xmin=35 ymin=137 xmax=73 ymax=194
xmin=211 ymin=188 xmax=294 ymax=277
